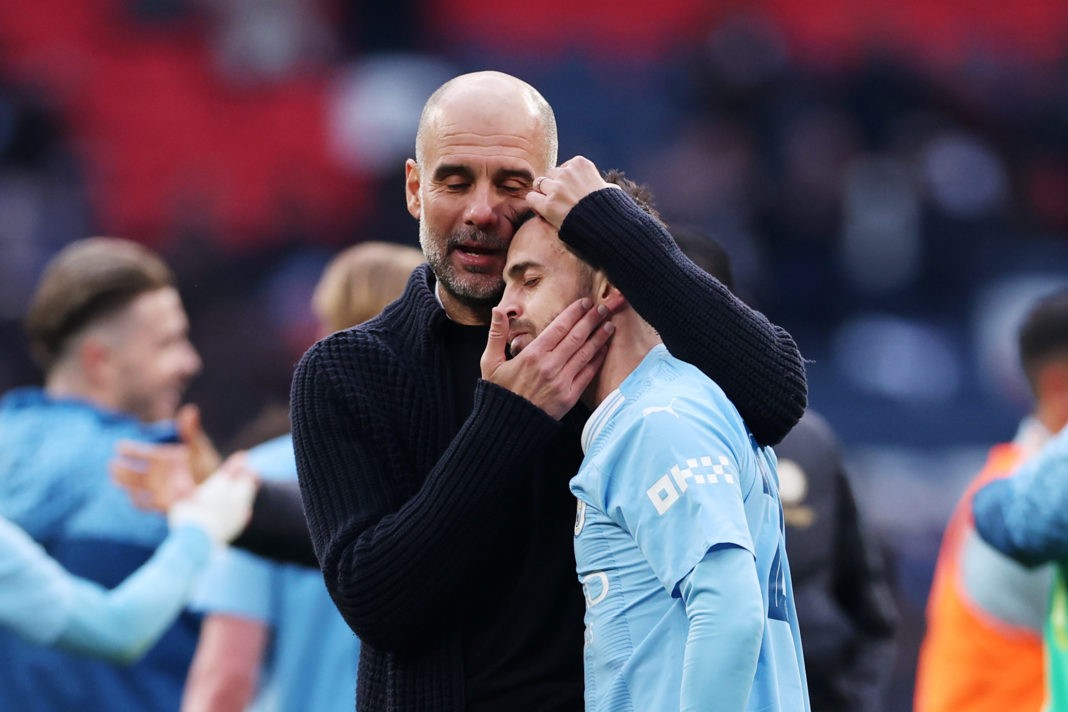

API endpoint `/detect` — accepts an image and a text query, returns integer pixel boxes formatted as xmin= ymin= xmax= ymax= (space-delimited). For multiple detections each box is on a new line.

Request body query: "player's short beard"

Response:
xmin=419 ymin=220 xmax=508 ymax=309
xmin=507 ymin=267 xmax=597 ymax=355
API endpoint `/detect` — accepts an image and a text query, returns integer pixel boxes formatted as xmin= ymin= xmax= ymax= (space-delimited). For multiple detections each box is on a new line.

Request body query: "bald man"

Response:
xmin=291 ymin=71 xmax=807 ymax=711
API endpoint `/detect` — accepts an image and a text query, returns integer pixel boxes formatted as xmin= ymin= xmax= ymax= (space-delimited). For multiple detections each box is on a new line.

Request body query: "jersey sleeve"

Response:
xmin=973 ymin=427 xmax=1068 ymax=565
xmin=0 ymin=519 xmax=212 ymax=661
xmin=55 ymin=525 xmax=212 ymax=662
xmin=189 ymin=547 xmax=276 ymax=625
xmin=0 ymin=516 xmax=76 ymax=645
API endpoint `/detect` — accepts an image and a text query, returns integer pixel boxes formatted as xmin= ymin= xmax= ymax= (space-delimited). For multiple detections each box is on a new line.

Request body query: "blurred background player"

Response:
xmin=180 ymin=242 xmax=423 ymax=712
xmin=915 ymin=287 xmax=1068 ymax=712
xmin=0 ymin=456 xmax=252 ymax=662
xmin=0 ymin=237 xmax=209 ymax=712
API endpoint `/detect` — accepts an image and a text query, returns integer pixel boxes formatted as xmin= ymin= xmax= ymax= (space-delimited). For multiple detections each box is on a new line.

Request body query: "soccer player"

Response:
xmin=494 ymin=156 xmax=809 ymax=711
xmin=916 ymin=288 xmax=1068 ymax=712
xmin=0 ymin=237 xmax=207 ymax=711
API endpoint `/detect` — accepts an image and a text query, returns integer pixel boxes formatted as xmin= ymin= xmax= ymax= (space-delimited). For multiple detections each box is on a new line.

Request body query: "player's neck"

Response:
xmin=583 ymin=312 xmax=661 ymax=409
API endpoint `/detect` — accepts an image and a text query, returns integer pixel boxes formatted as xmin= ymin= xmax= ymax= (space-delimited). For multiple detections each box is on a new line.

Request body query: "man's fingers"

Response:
xmin=570 ymin=343 xmax=610 ymax=398
xmin=115 ymin=440 xmax=159 ymax=461
xmin=217 ymin=451 xmax=249 ymax=476
xmin=548 ymin=301 xmax=611 ymax=362
xmin=116 ymin=440 xmax=184 ymax=463
xmin=528 ymin=298 xmax=596 ymax=355
xmin=110 ymin=461 xmax=157 ymax=510
xmin=481 ymin=307 xmax=511 ymax=378
xmin=525 ymin=189 xmax=547 ymax=216
xmin=558 ymin=319 xmax=615 ymax=384
xmin=176 ymin=404 xmax=203 ymax=445
xmin=110 ymin=459 xmax=144 ymax=487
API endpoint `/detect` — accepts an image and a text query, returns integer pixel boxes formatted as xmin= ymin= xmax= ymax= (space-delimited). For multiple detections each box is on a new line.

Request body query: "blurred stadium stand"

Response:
xmin=2 ymin=2 xmax=1068 ymax=708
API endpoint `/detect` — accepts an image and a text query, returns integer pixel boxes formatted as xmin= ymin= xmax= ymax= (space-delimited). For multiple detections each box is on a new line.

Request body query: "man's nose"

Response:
xmin=463 ymin=184 xmax=501 ymax=228
xmin=498 ymin=290 xmax=521 ymax=320
xmin=183 ymin=343 xmax=203 ymax=378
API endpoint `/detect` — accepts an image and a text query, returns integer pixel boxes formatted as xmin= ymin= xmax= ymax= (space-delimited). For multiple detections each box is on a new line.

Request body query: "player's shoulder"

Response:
xmin=1045 ymin=425 xmax=1068 ymax=458
xmin=247 ymin=435 xmax=297 ymax=482
xmin=629 ymin=372 xmax=743 ymax=443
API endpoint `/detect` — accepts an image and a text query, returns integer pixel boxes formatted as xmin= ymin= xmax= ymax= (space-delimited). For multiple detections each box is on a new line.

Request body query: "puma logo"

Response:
xmin=642 ymin=398 xmax=679 ymax=419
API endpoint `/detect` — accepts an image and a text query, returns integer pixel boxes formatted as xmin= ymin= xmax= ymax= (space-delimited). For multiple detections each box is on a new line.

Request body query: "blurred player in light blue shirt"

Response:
xmin=497 ymin=157 xmax=809 ymax=711
xmin=180 ymin=241 xmax=423 ymax=711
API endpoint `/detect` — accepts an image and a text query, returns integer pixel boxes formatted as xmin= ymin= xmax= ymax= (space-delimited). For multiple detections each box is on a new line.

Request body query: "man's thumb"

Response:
xmin=480 ymin=307 xmax=509 ymax=376
xmin=176 ymin=403 xmax=203 ymax=445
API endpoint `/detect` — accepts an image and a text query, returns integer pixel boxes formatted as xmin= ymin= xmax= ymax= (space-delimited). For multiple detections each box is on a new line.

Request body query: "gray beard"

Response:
xmin=419 ymin=221 xmax=508 ymax=306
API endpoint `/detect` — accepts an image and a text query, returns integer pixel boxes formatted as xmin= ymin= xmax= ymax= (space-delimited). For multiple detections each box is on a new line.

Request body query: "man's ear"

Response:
xmin=405 ymin=159 xmax=422 ymax=220
xmin=1040 ymin=361 xmax=1068 ymax=401
xmin=595 ymin=274 xmax=627 ymax=313
xmin=79 ymin=334 xmax=114 ymax=388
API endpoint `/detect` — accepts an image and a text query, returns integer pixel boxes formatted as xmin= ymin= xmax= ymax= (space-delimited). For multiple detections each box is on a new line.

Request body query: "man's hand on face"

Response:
xmin=480 ymin=298 xmax=614 ymax=420
xmin=525 ymin=156 xmax=622 ymax=230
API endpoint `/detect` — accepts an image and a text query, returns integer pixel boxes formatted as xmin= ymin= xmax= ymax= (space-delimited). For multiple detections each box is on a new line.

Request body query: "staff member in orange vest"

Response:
xmin=915 ymin=287 xmax=1068 ymax=712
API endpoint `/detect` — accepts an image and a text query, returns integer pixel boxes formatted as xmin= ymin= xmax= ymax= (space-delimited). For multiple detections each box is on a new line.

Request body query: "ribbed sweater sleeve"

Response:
xmin=291 ymin=336 xmax=562 ymax=652
xmin=231 ymin=480 xmax=316 ymax=568
xmin=560 ymin=187 xmax=808 ymax=445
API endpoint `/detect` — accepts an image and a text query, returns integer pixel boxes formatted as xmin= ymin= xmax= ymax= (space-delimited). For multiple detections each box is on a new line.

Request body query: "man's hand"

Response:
xmin=480 ymin=297 xmax=614 ymax=419
xmin=168 ymin=452 xmax=257 ymax=546
xmin=111 ymin=441 xmax=197 ymax=512
xmin=111 ymin=404 xmax=222 ymax=511
xmin=526 ymin=156 xmax=621 ymax=230
xmin=176 ymin=404 xmax=222 ymax=484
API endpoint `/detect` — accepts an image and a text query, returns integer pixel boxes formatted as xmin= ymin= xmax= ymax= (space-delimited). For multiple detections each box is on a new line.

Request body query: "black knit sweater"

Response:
xmin=290 ymin=188 xmax=808 ymax=711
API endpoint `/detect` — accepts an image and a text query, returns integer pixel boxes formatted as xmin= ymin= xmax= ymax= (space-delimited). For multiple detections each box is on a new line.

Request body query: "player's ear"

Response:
xmin=595 ymin=273 xmax=626 ymax=312
xmin=79 ymin=332 xmax=116 ymax=389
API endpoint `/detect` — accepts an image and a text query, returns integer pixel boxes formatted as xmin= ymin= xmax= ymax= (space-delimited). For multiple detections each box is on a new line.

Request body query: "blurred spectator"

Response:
xmin=0 ymin=82 xmax=90 ymax=321
xmin=198 ymin=0 xmax=336 ymax=86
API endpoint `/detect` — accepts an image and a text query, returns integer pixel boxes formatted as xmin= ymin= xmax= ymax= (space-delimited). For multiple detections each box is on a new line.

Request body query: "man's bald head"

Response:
xmin=415 ymin=71 xmax=557 ymax=171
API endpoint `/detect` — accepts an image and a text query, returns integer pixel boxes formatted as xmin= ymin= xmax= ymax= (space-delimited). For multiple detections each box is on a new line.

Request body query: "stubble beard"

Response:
xmin=508 ymin=271 xmax=596 ymax=355
xmin=419 ymin=220 xmax=508 ymax=310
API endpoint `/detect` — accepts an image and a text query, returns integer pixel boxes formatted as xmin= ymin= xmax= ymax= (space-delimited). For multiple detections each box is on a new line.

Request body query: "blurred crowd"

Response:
xmin=3 ymin=2 xmax=1068 ymax=708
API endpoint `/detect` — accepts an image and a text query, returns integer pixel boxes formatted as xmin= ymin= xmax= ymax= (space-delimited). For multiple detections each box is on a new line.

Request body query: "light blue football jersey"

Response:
xmin=572 ymin=345 xmax=809 ymax=711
